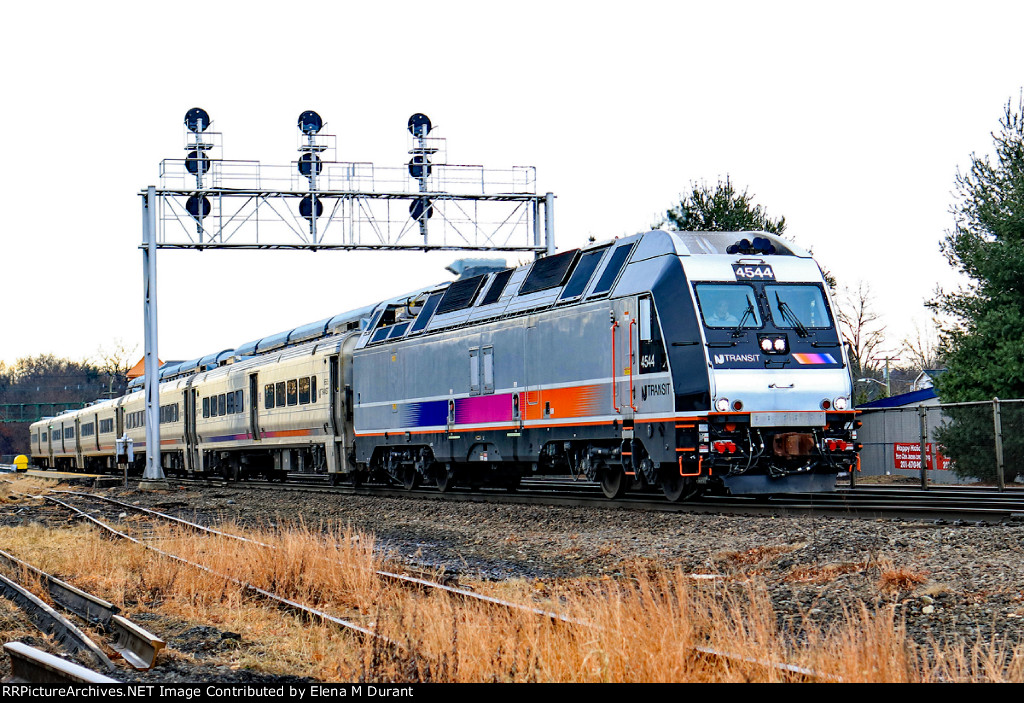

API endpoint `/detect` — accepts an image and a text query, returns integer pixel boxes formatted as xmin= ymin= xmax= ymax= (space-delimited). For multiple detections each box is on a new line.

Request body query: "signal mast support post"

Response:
xmin=141 ymin=186 xmax=164 ymax=481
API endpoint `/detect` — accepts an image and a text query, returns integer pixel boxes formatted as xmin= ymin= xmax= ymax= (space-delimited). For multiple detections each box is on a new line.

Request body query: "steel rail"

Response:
xmin=109 ymin=615 xmax=165 ymax=670
xmin=41 ymin=495 xmax=400 ymax=650
xmin=0 ymin=572 xmax=115 ymax=672
xmin=0 ymin=547 xmax=119 ymax=628
xmin=165 ymin=477 xmax=1024 ymax=522
xmin=0 ymin=503 xmax=169 ymax=670
xmin=690 ymin=645 xmax=830 ymax=682
xmin=55 ymin=490 xmax=583 ymax=625
xmin=4 ymin=642 xmax=120 ymax=684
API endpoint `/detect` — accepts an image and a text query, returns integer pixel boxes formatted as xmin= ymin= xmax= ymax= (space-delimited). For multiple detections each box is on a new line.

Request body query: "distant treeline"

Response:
xmin=0 ymin=354 xmax=128 ymax=455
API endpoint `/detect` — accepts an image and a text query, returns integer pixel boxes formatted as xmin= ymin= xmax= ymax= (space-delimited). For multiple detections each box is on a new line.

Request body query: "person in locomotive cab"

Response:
xmin=708 ymin=297 xmax=740 ymax=326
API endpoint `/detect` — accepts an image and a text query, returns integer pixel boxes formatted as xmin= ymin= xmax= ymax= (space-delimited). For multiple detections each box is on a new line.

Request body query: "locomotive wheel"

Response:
xmin=402 ymin=466 xmax=421 ymax=491
xmin=434 ymin=465 xmax=456 ymax=493
xmin=221 ymin=461 xmax=239 ymax=482
xmin=599 ymin=466 xmax=628 ymax=500
xmin=350 ymin=470 xmax=365 ymax=487
xmin=660 ymin=470 xmax=700 ymax=502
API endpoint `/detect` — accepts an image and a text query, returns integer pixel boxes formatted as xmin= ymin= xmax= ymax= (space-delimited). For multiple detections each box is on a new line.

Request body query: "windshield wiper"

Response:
xmin=775 ymin=293 xmax=809 ymax=337
xmin=731 ymin=303 xmax=755 ymax=338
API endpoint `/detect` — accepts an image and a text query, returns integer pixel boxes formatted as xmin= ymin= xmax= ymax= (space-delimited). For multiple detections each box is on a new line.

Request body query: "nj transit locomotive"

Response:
xmin=30 ymin=230 xmax=858 ymax=500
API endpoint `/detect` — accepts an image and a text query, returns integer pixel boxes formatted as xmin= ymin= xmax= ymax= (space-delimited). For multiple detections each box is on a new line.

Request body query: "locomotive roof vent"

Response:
xmin=446 ymin=258 xmax=508 ymax=280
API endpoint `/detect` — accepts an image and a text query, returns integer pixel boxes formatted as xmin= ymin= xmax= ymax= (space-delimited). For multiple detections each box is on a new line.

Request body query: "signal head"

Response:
xmin=409 ymin=197 xmax=433 ymax=221
xmin=185 ymin=150 xmax=211 ymax=175
xmin=407 ymin=113 xmax=432 ymax=138
xmin=184 ymin=107 xmax=211 ymax=133
xmin=408 ymin=154 xmax=432 ymax=179
xmin=298 ymin=153 xmax=322 ymax=177
xmin=185 ymin=195 xmax=211 ymax=219
xmin=299 ymin=195 xmax=323 ymax=220
xmin=298 ymin=110 xmax=323 ymax=135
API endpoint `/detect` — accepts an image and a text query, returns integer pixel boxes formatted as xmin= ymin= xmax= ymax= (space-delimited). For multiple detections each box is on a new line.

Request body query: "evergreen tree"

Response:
xmin=657 ymin=176 xmax=837 ymax=290
xmin=932 ymin=94 xmax=1024 ymax=482
xmin=659 ymin=176 xmax=787 ymax=233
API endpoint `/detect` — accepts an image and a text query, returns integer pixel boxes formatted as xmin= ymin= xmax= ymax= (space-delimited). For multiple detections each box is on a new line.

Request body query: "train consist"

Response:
xmin=30 ymin=229 xmax=859 ymax=500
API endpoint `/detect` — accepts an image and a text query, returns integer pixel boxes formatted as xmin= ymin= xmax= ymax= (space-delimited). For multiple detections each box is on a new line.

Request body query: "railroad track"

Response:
xmin=0 ymin=475 xmax=849 ymax=681
xmin=40 ymin=492 xmax=397 ymax=645
xmin=35 ymin=489 xmax=828 ymax=682
xmin=147 ymin=473 xmax=1024 ymax=523
xmin=49 ymin=490 xmax=578 ymax=624
xmin=0 ymin=536 xmax=167 ymax=681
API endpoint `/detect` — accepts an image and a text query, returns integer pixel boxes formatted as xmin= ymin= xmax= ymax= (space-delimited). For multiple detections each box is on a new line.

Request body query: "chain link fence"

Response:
xmin=858 ymin=398 xmax=1024 ymax=488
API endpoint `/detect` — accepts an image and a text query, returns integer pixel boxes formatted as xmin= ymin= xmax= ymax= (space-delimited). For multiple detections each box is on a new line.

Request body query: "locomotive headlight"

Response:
xmin=715 ymin=398 xmax=730 ymax=412
xmin=757 ymin=334 xmax=789 ymax=355
xmin=834 ymin=397 xmax=849 ymax=411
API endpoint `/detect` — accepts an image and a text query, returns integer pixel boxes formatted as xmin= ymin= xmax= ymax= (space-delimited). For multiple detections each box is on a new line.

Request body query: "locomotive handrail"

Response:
xmin=679 ymin=456 xmax=710 ymax=477
xmin=611 ymin=321 xmax=620 ymax=413
xmin=628 ymin=318 xmax=638 ymax=412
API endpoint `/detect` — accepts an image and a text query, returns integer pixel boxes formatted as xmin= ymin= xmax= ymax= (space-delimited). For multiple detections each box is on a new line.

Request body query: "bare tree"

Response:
xmin=900 ymin=319 xmax=943 ymax=373
xmin=93 ymin=338 xmax=139 ymax=399
xmin=836 ymin=281 xmax=888 ymax=382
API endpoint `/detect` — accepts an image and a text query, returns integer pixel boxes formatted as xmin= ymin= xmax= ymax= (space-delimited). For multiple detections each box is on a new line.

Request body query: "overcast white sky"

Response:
xmin=1 ymin=1 xmax=1020 ymax=367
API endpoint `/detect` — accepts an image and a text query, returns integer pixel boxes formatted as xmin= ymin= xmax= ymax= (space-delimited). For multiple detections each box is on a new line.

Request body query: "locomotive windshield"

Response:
xmin=765 ymin=285 xmax=832 ymax=329
xmin=694 ymin=284 xmax=761 ymax=328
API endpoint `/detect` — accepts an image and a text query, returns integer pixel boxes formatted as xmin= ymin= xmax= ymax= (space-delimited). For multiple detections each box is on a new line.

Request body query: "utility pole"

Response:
xmin=871 ymin=353 xmax=901 ymax=395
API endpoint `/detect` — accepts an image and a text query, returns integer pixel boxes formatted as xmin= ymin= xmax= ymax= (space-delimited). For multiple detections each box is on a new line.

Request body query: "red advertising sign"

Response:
xmin=892 ymin=442 xmax=952 ymax=471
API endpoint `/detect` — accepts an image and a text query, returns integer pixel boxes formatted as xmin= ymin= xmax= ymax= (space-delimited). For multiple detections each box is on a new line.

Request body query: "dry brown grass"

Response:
xmin=713 ymin=544 xmax=801 ymax=568
xmin=0 ymin=518 xmax=1019 ymax=682
xmin=0 ymin=475 xmax=62 ymax=501
xmin=876 ymin=559 xmax=929 ymax=594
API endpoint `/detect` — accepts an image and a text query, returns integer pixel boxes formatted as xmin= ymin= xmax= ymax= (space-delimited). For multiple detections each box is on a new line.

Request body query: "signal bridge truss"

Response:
xmin=151 ymin=158 xmax=554 ymax=254
xmin=137 ymin=110 xmax=555 ymax=482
